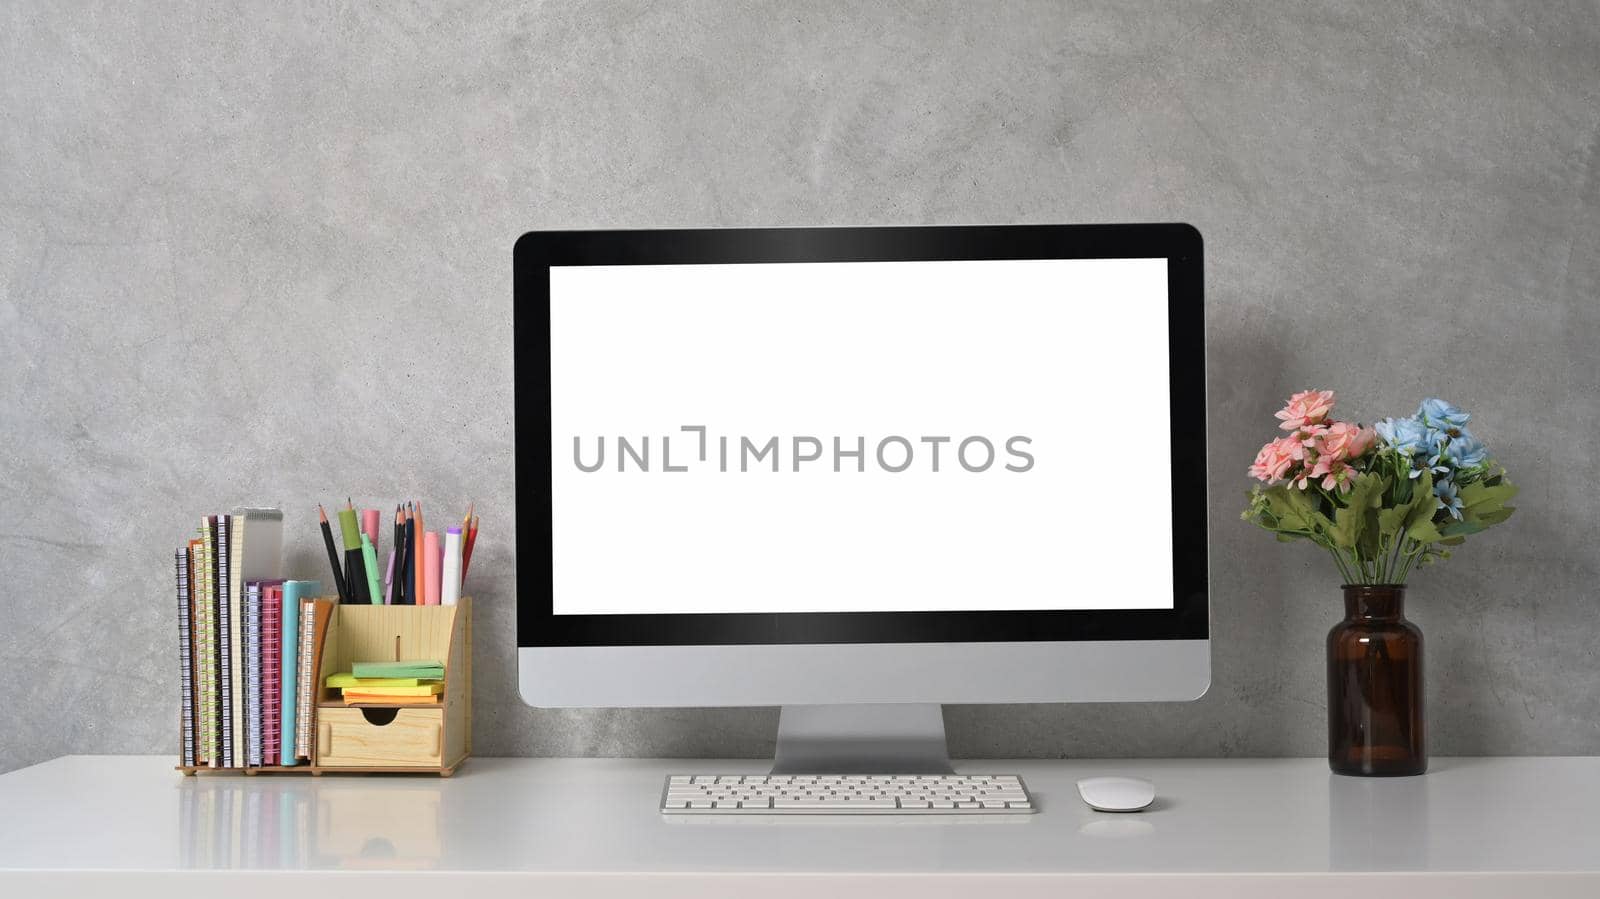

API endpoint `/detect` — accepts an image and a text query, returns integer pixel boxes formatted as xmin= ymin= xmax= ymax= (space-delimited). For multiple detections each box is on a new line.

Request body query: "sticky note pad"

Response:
xmin=338 ymin=683 xmax=443 ymax=697
xmin=324 ymin=673 xmax=432 ymax=688
xmin=351 ymin=660 xmax=445 ymax=679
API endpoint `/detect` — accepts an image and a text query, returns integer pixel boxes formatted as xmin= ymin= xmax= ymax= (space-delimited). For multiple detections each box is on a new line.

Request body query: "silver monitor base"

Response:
xmin=770 ymin=703 xmax=954 ymax=774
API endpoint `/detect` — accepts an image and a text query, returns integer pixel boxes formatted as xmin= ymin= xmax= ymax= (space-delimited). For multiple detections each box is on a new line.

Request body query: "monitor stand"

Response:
xmin=770 ymin=703 xmax=954 ymax=774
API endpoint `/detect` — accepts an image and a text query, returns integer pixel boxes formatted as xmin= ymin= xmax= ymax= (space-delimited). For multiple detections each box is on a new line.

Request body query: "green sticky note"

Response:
xmin=352 ymin=660 xmax=445 ymax=679
xmin=325 ymin=673 xmax=430 ymax=688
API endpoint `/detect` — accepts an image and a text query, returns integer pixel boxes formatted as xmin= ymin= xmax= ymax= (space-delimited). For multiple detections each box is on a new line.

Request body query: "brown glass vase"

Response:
xmin=1327 ymin=584 xmax=1425 ymax=776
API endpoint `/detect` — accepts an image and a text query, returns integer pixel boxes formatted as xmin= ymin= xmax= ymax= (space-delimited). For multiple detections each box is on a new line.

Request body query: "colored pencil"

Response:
xmin=461 ymin=515 xmax=480 ymax=583
xmin=413 ymin=501 xmax=425 ymax=607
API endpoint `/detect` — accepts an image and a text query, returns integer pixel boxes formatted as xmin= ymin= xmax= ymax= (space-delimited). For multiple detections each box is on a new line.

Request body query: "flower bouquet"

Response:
xmin=1242 ymin=390 xmax=1516 ymax=776
xmin=1242 ymin=391 xmax=1516 ymax=585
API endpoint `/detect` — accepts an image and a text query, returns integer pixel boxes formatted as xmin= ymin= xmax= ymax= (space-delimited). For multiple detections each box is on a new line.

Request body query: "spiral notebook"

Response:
xmin=295 ymin=598 xmax=335 ymax=760
xmin=261 ymin=584 xmax=283 ymax=766
xmin=175 ymin=547 xmax=195 ymax=768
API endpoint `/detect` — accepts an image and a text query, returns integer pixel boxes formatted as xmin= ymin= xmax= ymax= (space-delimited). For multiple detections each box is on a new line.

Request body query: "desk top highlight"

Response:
xmin=1 ymin=756 xmax=1595 ymax=896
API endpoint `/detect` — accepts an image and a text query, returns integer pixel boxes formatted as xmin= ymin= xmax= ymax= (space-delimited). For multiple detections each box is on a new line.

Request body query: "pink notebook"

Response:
xmin=261 ymin=585 xmax=282 ymax=765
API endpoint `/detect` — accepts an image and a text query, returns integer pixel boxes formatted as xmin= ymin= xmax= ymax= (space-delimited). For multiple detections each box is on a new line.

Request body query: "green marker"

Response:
xmin=360 ymin=533 xmax=383 ymax=606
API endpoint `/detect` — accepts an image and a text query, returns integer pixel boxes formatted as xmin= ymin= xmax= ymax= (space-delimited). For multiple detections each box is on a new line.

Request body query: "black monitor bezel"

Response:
xmin=515 ymin=224 xmax=1206 ymax=647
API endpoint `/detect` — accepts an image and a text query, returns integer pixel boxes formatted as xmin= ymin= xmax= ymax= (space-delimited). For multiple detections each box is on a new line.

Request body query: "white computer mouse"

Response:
xmin=1076 ymin=776 xmax=1156 ymax=812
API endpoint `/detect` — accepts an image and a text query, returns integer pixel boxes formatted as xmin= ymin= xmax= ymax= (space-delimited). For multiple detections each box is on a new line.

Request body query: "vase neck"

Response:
xmin=1343 ymin=584 xmax=1406 ymax=620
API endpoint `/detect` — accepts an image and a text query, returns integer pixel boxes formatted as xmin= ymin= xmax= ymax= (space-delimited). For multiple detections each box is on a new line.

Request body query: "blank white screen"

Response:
xmin=548 ymin=258 xmax=1173 ymax=615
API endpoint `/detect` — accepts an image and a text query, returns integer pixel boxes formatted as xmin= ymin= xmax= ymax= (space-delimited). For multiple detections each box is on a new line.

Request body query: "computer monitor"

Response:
xmin=516 ymin=224 xmax=1207 ymax=772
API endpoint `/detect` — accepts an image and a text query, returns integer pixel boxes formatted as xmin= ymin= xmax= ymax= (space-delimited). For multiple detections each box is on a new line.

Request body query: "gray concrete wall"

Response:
xmin=2 ymin=1 xmax=1597 ymax=773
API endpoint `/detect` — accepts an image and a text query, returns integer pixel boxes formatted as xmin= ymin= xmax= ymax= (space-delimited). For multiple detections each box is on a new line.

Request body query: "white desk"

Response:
xmin=1 ymin=756 xmax=1596 ymax=897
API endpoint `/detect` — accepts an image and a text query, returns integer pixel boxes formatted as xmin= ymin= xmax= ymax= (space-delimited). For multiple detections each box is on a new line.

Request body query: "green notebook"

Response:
xmin=351 ymin=660 xmax=445 ymax=679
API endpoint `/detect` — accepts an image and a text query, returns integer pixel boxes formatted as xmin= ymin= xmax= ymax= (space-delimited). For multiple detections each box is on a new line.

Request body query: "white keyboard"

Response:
xmin=659 ymin=774 xmax=1036 ymax=814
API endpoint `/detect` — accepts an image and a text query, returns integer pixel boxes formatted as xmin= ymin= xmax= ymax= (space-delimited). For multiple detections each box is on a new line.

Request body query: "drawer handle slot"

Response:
xmin=361 ymin=707 xmax=400 ymax=726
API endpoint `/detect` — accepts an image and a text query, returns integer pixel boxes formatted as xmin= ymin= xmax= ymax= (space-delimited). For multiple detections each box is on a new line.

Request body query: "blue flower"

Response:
xmin=1423 ymin=450 xmax=1453 ymax=478
xmin=1376 ymin=417 xmax=1434 ymax=456
xmin=1418 ymin=398 xmax=1471 ymax=435
xmin=1434 ymin=477 xmax=1463 ymax=519
xmin=1446 ymin=432 xmax=1490 ymax=469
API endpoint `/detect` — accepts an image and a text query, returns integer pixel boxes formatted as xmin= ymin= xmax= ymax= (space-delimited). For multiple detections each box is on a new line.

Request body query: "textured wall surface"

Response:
xmin=3 ymin=2 xmax=1598 ymax=774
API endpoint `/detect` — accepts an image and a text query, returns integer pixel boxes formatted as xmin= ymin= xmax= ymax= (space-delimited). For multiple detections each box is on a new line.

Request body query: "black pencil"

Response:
xmin=401 ymin=502 xmax=417 ymax=605
xmin=317 ymin=504 xmax=350 ymax=603
xmin=390 ymin=505 xmax=405 ymax=604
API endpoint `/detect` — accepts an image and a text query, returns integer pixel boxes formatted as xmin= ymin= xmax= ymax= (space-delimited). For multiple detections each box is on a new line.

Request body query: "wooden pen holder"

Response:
xmin=314 ymin=598 xmax=472 ymax=774
xmin=178 ymin=597 xmax=471 ymax=777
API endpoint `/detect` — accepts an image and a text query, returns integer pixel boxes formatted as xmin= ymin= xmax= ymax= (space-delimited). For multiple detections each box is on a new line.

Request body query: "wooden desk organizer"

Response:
xmin=178 ymin=597 xmax=471 ymax=777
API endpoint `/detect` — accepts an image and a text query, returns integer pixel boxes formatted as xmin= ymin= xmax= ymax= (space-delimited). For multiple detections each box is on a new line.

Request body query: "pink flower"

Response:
xmin=1297 ymin=422 xmax=1330 ymax=446
xmin=1275 ymin=389 xmax=1337 ymax=431
xmin=1308 ymin=457 xmax=1358 ymax=493
xmin=1249 ymin=435 xmax=1305 ymax=482
xmin=1308 ymin=421 xmax=1376 ymax=463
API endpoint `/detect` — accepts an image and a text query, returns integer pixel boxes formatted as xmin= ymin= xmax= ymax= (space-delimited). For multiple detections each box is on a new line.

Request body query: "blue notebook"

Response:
xmin=279 ymin=580 xmax=320 ymax=765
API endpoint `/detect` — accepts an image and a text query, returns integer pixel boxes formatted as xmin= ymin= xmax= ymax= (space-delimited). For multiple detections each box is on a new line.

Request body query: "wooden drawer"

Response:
xmin=316 ymin=707 xmax=443 ymax=768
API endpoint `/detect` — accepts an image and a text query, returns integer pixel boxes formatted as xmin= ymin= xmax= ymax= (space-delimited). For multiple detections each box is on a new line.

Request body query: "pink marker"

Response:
xmin=361 ymin=508 xmax=381 ymax=548
xmin=423 ymin=530 xmax=441 ymax=606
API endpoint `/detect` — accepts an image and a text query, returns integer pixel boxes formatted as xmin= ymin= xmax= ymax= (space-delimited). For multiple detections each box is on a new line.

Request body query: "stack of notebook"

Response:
xmin=325 ymin=661 xmax=445 ymax=706
xmin=174 ymin=509 xmax=334 ymax=768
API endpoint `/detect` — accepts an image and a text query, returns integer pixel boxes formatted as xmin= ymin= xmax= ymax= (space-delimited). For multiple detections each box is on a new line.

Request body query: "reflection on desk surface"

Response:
xmin=1 ymin=757 xmax=1594 ymax=877
xmin=179 ymin=776 xmax=442 ymax=870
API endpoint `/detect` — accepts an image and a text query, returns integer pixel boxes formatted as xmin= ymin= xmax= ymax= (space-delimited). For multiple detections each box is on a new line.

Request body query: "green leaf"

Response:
xmin=1328 ymin=473 xmax=1386 ymax=551
xmin=1270 ymin=484 xmax=1335 ymax=536
xmin=1475 ymin=507 xmax=1515 ymax=526
xmin=1402 ymin=471 xmax=1436 ymax=529
xmin=1459 ymin=480 xmax=1518 ymax=515
xmin=1378 ymin=470 xmax=1436 ymax=549
xmin=1407 ymin=518 xmax=1445 ymax=546
xmin=1358 ymin=505 xmax=1383 ymax=561
xmin=1448 ymin=479 xmax=1518 ymax=535
xmin=1378 ymin=506 xmax=1409 ymax=541
xmin=1439 ymin=518 xmax=1487 ymax=538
